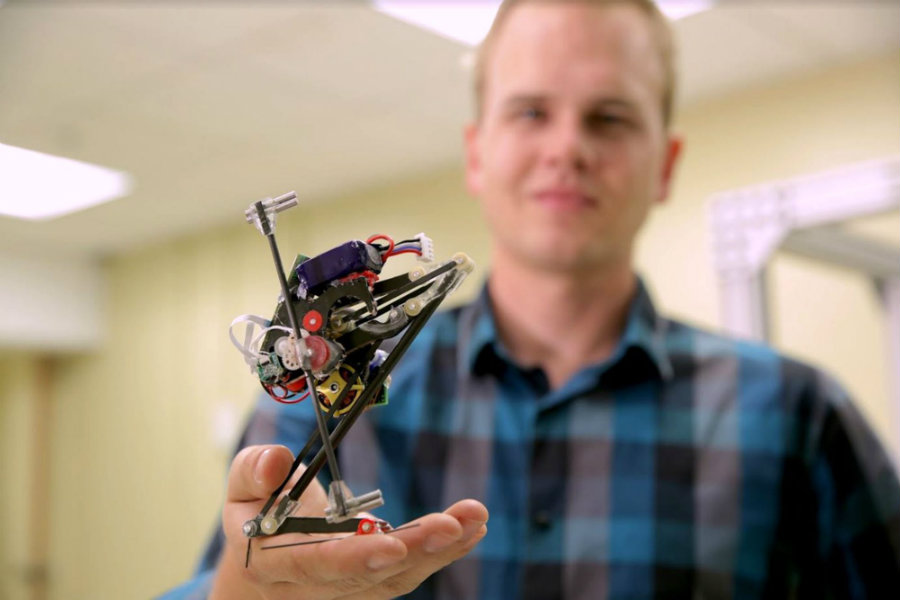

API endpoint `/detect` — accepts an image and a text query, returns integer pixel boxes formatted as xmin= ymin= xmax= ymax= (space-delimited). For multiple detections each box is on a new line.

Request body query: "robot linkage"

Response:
xmin=230 ymin=192 xmax=473 ymax=562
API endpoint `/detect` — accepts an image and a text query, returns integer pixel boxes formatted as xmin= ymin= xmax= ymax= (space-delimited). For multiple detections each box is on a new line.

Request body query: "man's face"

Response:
xmin=465 ymin=2 xmax=681 ymax=273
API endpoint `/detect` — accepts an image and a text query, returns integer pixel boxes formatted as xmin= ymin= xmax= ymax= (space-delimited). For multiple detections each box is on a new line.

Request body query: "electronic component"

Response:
xmin=229 ymin=190 xmax=473 ymax=565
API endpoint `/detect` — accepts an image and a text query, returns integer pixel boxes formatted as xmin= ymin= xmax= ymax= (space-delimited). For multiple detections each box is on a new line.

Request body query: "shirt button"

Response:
xmin=532 ymin=510 xmax=552 ymax=530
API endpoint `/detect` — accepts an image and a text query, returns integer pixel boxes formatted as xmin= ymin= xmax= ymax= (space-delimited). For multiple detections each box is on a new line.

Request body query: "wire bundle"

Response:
xmin=366 ymin=234 xmax=427 ymax=260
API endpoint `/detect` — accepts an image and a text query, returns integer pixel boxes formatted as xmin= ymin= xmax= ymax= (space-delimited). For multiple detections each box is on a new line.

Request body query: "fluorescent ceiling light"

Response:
xmin=0 ymin=143 xmax=132 ymax=220
xmin=661 ymin=0 xmax=714 ymax=21
xmin=374 ymin=0 xmax=713 ymax=47
xmin=374 ymin=1 xmax=501 ymax=47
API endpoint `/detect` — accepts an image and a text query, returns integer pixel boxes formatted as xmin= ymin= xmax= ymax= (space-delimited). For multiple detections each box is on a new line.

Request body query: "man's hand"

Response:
xmin=210 ymin=445 xmax=488 ymax=600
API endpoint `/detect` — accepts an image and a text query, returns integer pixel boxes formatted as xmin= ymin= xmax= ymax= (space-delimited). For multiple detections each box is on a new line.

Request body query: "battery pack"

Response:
xmin=296 ymin=240 xmax=383 ymax=297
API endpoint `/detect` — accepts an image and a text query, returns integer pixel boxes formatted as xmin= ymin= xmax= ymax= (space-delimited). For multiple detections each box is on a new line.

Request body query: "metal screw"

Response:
xmin=243 ymin=519 xmax=259 ymax=537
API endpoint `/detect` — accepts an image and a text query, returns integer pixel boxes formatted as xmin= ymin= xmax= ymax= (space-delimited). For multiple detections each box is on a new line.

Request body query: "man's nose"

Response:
xmin=544 ymin=115 xmax=591 ymax=171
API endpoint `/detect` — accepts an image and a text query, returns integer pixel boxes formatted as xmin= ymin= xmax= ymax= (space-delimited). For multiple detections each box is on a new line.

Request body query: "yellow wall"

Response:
xmin=0 ymin=355 xmax=38 ymax=600
xmin=0 ymin=52 xmax=896 ymax=598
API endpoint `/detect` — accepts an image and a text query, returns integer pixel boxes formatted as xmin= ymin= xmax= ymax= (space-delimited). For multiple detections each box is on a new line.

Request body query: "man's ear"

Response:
xmin=463 ymin=122 xmax=483 ymax=196
xmin=657 ymin=134 xmax=683 ymax=204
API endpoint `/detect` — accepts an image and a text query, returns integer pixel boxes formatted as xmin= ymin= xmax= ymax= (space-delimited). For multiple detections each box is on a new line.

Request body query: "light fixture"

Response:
xmin=661 ymin=0 xmax=714 ymax=21
xmin=0 ymin=143 xmax=132 ymax=220
xmin=374 ymin=1 xmax=502 ymax=47
xmin=373 ymin=0 xmax=713 ymax=47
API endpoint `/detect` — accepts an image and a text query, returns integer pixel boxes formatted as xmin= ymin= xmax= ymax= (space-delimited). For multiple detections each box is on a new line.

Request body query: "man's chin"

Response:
xmin=512 ymin=243 xmax=615 ymax=275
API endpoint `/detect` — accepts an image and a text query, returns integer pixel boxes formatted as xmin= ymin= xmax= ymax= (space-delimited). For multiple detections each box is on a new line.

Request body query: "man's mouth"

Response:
xmin=533 ymin=189 xmax=596 ymax=209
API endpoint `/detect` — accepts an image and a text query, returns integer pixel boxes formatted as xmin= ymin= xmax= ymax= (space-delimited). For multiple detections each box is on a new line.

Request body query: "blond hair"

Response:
xmin=473 ymin=0 xmax=677 ymax=126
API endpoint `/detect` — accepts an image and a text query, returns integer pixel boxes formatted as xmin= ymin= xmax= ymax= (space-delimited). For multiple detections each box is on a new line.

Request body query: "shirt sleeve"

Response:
xmin=154 ymin=570 xmax=214 ymax=600
xmin=808 ymin=372 xmax=900 ymax=595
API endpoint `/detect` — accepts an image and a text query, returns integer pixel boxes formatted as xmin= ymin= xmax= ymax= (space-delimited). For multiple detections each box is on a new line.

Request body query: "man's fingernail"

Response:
xmin=424 ymin=533 xmax=458 ymax=553
xmin=367 ymin=553 xmax=403 ymax=571
xmin=461 ymin=519 xmax=487 ymax=539
xmin=254 ymin=448 xmax=272 ymax=484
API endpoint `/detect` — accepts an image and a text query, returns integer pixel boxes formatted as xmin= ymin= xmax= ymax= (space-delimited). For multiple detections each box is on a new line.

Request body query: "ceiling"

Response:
xmin=0 ymin=1 xmax=897 ymax=260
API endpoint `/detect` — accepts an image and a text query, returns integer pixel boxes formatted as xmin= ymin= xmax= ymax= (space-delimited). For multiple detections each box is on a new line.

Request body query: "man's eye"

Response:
xmin=587 ymin=113 xmax=628 ymax=129
xmin=520 ymin=107 xmax=545 ymax=120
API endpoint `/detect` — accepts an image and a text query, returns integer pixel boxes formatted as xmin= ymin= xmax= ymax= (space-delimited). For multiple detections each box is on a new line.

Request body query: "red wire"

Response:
xmin=366 ymin=234 xmax=395 ymax=257
xmin=274 ymin=391 xmax=310 ymax=405
xmin=264 ymin=382 xmax=310 ymax=404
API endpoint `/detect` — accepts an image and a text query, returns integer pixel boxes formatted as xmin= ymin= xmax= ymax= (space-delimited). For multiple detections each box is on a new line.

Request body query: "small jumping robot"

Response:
xmin=229 ymin=192 xmax=473 ymax=564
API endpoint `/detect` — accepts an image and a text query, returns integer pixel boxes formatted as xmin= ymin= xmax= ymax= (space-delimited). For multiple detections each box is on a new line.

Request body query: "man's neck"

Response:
xmin=488 ymin=252 xmax=637 ymax=390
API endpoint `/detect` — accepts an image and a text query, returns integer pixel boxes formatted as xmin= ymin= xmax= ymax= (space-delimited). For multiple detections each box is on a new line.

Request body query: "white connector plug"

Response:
xmin=414 ymin=232 xmax=435 ymax=262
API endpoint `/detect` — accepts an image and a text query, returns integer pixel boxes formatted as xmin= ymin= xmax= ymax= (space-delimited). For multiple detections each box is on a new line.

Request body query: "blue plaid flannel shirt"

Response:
xmin=162 ymin=279 xmax=900 ymax=599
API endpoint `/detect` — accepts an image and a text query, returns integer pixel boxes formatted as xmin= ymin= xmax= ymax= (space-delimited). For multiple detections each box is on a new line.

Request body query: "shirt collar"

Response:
xmin=461 ymin=276 xmax=673 ymax=382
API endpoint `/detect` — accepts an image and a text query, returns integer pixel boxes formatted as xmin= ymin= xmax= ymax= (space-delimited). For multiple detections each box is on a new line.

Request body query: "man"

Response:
xmin=164 ymin=0 xmax=900 ymax=598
